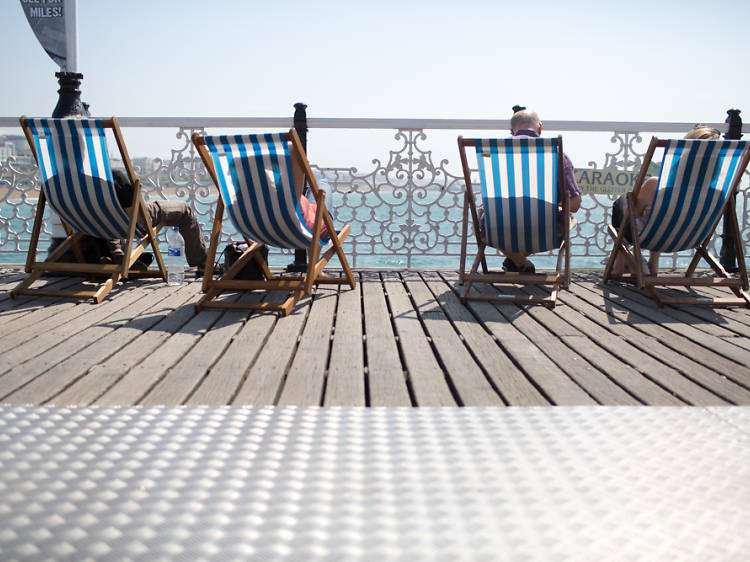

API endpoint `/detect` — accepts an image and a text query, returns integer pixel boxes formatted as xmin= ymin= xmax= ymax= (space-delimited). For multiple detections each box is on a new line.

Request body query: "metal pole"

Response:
xmin=65 ymin=0 xmax=78 ymax=73
xmin=52 ymin=0 xmax=86 ymax=118
xmin=719 ymin=108 xmax=743 ymax=273
xmin=288 ymin=102 xmax=309 ymax=272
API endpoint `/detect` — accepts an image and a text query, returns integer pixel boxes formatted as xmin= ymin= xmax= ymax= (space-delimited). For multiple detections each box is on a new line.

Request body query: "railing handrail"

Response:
xmin=0 ymin=116 xmax=747 ymax=134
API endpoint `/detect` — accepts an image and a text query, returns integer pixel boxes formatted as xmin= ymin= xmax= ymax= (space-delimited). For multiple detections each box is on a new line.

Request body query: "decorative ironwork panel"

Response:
xmin=1 ymin=126 xmax=748 ymax=271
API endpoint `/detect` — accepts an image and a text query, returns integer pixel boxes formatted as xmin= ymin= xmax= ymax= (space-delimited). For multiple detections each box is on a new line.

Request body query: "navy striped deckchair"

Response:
xmin=12 ymin=116 xmax=166 ymax=303
xmin=457 ymin=135 xmax=570 ymax=306
xmin=192 ymin=128 xmax=355 ymax=316
xmin=604 ymin=137 xmax=750 ymax=307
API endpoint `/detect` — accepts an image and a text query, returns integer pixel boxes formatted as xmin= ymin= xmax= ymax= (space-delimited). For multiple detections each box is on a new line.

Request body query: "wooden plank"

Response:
xmin=0 ymin=280 xmax=163 ymax=399
xmin=543 ymin=286 xmax=722 ymax=405
xmin=442 ymin=271 xmax=597 ymax=405
xmin=425 ymin=272 xmax=549 ymax=405
xmin=49 ymin=283 xmax=201 ymax=405
xmin=360 ymin=271 xmax=411 ymax=406
xmin=231 ymin=293 xmax=310 ymax=406
xmin=93 ymin=285 xmax=228 ymax=406
xmin=139 ymin=303 xmax=252 ymax=406
xmin=405 ymin=272 xmax=503 ymax=406
xmin=382 ymin=272 xmax=456 ymax=406
xmin=185 ymin=293 xmax=271 ymax=406
xmin=278 ymin=286 xmax=338 ymax=406
xmin=325 ymin=274 xmax=365 ymax=406
xmin=3 ymin=282 xmax=186 ymax=404
xmin=588 ymin=276 xmax=750 ymax=387
xmin=564 ymin=280 xmax=750 ymax=404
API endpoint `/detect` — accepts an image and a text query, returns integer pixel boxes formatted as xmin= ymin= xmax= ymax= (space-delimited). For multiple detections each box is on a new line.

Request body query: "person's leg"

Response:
xmin=610 ymin=195 xmax=631 ymax=277
xmin=503 ymin=251 xmax=534 ymax=273
xmin=648 ymin=251 xmax=660 ymax=276
xmin=147 ymin=200 xmax=207 ymax=267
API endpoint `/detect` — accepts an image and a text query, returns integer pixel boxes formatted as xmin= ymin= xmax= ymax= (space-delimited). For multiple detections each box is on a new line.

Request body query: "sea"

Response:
xmin=0 ymin=193 xmax=702 ymax=270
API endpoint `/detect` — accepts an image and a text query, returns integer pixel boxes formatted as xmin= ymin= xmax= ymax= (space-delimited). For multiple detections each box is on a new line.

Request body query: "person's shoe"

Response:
xmin=502 ymin=257 xmax=535 ymax=273
xmin=195 ymin=264 xmax=225 ymax=278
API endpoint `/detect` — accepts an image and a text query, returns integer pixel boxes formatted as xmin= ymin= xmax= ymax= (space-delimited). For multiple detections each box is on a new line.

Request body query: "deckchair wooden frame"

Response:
xmin=192 ymin=128 xmax=355 ymax=316
xmin=457 ymin=135 xmax=570 ymax=307
xmin=603 ymin=136 xmax=750 ymax=308
xmin=12 ymin=116 xmax=166 ymax=303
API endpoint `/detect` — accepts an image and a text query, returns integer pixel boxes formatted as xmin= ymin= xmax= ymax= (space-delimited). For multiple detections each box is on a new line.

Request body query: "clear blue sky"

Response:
xmin=3 ymin=0 xmax=749 ymax=163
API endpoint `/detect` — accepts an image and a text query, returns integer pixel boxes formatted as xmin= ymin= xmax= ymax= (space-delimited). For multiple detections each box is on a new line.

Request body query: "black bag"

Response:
xmin=223 ymin=242 xmax=268 ymax=280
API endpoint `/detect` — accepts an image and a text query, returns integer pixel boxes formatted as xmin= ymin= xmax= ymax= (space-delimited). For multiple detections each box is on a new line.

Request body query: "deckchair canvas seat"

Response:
xmin=192 ymin=129 xmax=355 ymax=316
xmin=603 ymin=137 xmax=750 ymax=307
xmin=457 ymin=136 xmax=570 ymax=307
xmin=12 ymin=117 xmax=166 ymax=303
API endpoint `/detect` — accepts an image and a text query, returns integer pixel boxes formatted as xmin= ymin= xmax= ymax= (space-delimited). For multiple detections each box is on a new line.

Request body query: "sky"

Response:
xmin=2 ymin=0 xmax=749 ymax=166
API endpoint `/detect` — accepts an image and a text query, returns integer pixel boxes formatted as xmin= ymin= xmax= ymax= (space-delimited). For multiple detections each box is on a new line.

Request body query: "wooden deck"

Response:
xmin=1 ymin=266 xmax=750 ymax=408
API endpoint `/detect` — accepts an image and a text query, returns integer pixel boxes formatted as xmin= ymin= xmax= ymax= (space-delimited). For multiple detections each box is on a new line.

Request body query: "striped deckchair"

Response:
xmin=12 ymin=116 xmax=166 ymax=303
xmin=457 ymin=135 xmax=570 ymax=306
xmin=192 ymin=128 xmax=355 ymax=316
xmin=603 ymin=137 xmax=750 ymax=307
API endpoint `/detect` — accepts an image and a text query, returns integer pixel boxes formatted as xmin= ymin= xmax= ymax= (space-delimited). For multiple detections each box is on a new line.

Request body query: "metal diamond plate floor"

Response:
xmin=0 ymin=405 xmax=748 ymax=561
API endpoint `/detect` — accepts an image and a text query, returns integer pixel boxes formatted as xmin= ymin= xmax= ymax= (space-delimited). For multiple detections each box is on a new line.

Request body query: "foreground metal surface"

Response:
xmin=0 ymin=405 xmax=748 ymax=561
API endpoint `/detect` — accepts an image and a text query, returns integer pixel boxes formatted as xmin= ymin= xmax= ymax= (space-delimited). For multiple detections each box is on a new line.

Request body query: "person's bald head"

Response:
xmin=510 ymin=110 xmax=542 ymax=135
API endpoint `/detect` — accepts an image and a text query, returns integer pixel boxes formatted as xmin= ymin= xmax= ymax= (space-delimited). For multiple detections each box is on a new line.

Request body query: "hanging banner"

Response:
xmin=20 ymin=0 xmax=66 ymax=69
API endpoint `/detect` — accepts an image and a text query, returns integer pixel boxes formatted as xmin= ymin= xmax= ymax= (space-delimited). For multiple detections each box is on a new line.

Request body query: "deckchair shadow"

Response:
xmin=192 ymin=129 xmax=355 ymax=316
xmin=12 ymin=117 xmax=166 ymax=303
xmin=457 ymin=135 xmax=570 ymax=307
xmin=603 ymin=137 xmax=750 ymax=307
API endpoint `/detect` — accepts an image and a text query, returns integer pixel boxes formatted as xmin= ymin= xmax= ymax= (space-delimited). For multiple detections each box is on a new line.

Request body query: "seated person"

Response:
xmin=110 ymin=169 xmax=212 ymax=275
xmin=290 ymin=146 xmax=329 ymax=240
xmin=610 ymin=124 xmax=721 ymax=276
xmin=479 ymin=108 xmax=582 ymax=273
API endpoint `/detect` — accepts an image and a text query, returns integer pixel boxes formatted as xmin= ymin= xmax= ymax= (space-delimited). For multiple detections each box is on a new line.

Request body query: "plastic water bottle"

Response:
xmin=166 ymin=226 xmax=185 ymax=286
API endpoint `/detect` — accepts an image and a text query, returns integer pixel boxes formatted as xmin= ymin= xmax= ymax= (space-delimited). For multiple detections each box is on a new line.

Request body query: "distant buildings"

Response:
xmin=0 ymin=135 xmax=35 ymax=168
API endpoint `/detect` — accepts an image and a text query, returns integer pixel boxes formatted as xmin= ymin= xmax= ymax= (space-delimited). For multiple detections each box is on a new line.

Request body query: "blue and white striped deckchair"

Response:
xmin=457 ymin=135 xmax=570 ymax=306
xmin=192 ymin=129 xmax=355 ymax=316
xmin=604 ymin=137 xmax=750 ymax=307
xmin=12 ymin=116 xmax=166 ymax=303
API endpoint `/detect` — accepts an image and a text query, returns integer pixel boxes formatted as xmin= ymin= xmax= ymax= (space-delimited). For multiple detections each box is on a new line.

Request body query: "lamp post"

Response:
xmin=287 ymin=102 xmax=309 ymax=272
xmin=719 ymin=108 xmax=743 ymax=273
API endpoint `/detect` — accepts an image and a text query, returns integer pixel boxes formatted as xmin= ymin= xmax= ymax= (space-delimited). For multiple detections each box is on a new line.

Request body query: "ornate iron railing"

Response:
xmin=1 ymin=117 xmax=748 ymax=269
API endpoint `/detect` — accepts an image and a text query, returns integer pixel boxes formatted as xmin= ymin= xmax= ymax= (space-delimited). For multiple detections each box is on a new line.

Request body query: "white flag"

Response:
xmin=20 ymin=0 xmax=67 ymax=69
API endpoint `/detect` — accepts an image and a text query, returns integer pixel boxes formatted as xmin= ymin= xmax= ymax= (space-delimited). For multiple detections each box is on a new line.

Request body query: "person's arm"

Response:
xmin=635 ymin=177 xmax=657 ymax=217
xmin=562 ymin=154 xmax=582 ymax=213
xmin=569 ymin=194 xmax=581 ymax=213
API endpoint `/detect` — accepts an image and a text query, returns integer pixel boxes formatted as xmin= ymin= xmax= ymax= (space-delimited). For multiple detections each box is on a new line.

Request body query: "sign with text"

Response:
xmin=574 ymin=168 xmax=639 ymax=195
xmin=20 ymin=0 xmax=66 ymax=68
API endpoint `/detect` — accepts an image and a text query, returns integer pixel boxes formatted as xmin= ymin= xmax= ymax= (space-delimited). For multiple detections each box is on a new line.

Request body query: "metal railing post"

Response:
xmin=288 ymin=102 xmax=309 ymax=272
xmin=719 ymin=108 xmax=743 ymax=272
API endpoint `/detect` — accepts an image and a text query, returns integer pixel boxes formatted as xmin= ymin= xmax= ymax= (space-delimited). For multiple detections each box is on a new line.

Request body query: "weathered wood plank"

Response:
xmin=543 ymin=286 xmax=723 ymax=405
xmin=405 ymin=272 xmax=503 ymax=406
xmin=383 ymin=272 xmax=456 ymax=406
xmin=185 ymin=293 xmax=270 ymax=406
xmin=0 ymin=281 xmax=162 ymax=398
xmin=49 ymin=283 xmax=201 ymax=405
xmin=325 ymin=274 xmax=366 ymax=406
xmin=93 ymin=283 xmax=227 ymax=406
xmin=361 ymin=271 xmax=411 ymax=406
xmin=426 ymin=272 xmax=549 ymax=405
xmin=578 ymin=276 xmax=750 ymax=390
xmin=442 ymin=272 xmax=597 ymax=405
xmin=139 ymin=308 xmax=251 ymax=406
xmin=277 ymin=286 xmax=338 ymax=406
xmin=3 ymin=282 xmax=190 ymax=404
xmin=231 ymin=293 xmax=310 ymax=406
xmin=565 ymin=280 xmax=750 ymax=404
xmin=601 ymin=278 xmax=750 ymax=366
